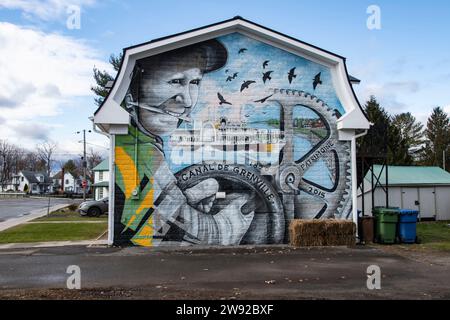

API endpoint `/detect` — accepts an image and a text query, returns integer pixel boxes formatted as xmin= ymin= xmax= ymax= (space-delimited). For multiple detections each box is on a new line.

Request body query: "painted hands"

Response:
xmin=183 ymin=178 xmax=255 ymax=245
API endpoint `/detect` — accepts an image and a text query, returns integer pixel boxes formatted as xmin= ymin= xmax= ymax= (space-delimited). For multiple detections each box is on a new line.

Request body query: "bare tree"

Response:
xmin=0 ymin=140 xmax=15 ymax=190
xmin=85 ymin=148 xmax=103 ymax=184
xmin=36 ymin=141 xmax=58 ymax=177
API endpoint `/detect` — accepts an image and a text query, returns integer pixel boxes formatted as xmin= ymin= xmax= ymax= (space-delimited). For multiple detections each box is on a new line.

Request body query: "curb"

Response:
xmin=0 ymin=240 xmax=108 ymax=250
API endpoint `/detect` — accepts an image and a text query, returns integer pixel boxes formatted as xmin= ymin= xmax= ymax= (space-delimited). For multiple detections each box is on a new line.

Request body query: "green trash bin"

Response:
xmin=373 ymin=207 xmax=399 ymax=244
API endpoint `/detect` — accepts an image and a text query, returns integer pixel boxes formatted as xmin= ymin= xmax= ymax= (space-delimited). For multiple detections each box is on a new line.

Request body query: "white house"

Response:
xmin=358 ymin=165 xmax=450 ymax=221
xmin=92 ymin=159 xmax=109 ymax=200
xmin=52 ymin=171 xmax=84 ymax=194
xmin=8 ymin=171 xmax=52 ymax=194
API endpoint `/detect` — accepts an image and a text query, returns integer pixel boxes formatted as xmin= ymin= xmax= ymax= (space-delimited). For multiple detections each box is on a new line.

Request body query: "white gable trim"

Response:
xmin=94 ymin=17 xmax=370 ymax=133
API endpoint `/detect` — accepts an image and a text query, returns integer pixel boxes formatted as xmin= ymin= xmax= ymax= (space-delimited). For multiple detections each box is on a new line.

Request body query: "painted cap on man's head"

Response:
xmin=136 ymin=39 xmax=228 ymax=74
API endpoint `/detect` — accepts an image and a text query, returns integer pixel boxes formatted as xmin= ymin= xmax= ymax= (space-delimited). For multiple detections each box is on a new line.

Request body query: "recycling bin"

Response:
xmin=373 ymin=207 xmax=399 ymax=244
xmin=398 ymin=210 xmax=419 ymax=244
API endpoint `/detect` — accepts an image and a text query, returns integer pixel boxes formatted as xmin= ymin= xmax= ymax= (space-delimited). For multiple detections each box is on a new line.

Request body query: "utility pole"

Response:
xmin=77 ymin=129 xmax=91 ymax=201
xmin=83 ymin=129 xmax=87 ymax=201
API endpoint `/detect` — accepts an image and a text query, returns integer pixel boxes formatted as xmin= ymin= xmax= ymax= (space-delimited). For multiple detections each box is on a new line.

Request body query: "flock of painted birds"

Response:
xmin=217 ymin=47 xmax=323 ymax=107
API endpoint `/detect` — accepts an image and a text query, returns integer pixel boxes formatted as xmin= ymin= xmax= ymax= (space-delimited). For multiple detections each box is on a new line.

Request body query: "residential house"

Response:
xmin=8 ymin=171 xmax=52 ymax=194
xmin=52 ymin=171 xmax=84 ymax=194
xmin=92 ymin=159 xmax=109 ymax=200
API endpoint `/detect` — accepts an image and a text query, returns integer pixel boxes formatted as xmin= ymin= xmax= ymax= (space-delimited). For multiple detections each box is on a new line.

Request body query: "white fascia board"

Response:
xmin=337 ymin=108 xmax=371 ymax=130
xmin=94 ymin=99 xmax=129 ymax=126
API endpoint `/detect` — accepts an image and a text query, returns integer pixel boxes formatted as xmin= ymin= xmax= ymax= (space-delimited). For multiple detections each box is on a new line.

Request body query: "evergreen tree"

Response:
xmin=357 ymin=96 xmax=412 ymax=165
xmin=63 ymin=159 xmax=80 ymax=178
xmin=420 ymin=107 xmax=450 ymax=170
xmin=391 ymin=112 xmax=424 ymax=155
xmin=91 ymin=54 xmax=122 ymax=106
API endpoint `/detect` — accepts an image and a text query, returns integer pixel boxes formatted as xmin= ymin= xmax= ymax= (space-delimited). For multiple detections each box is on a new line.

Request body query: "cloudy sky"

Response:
xmin=0 ymin=0 xmax=449 ymax=158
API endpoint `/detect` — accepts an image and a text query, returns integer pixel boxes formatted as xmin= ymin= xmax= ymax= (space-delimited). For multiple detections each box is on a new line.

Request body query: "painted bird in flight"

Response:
xmin=254 ymin=94 xmax=274 ymax=103
xmin=238 ymin=48 xmax=247 ymax=54
xmin=262 ymin=71 xmax=274 ymax=84
xmin=226 ymin=76 xmax=233 ymax=82
xmin=263 ymin=60 xmax=270 ymax=69
xmin=313 ymin=72 xmax=322 ymax=90
xmin=240 ymin=80 xmax=256 ymax=92
xmin=232 ymin=72 xmax=239 ymax=79
xmin=217 ymin=92 xmax=232 ymax=105
xmin=288 ymin=67 xmax=297 ymax=84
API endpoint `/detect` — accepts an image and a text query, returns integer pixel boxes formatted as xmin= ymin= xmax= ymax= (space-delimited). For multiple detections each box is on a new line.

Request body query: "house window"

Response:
xmin=99 ymin=172 xmax=103 ymax=181
xmin=65 ymin=179 xmax=69 ymax=184
xmin=21 ymin=177 xmax=24 ymax=182
xmin=98 ymin=188 xmax=104 ymax=199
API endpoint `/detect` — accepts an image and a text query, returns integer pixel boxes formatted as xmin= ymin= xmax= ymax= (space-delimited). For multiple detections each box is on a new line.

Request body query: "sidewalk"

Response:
xmin=0 ymin=203 xmax=71 ymax=232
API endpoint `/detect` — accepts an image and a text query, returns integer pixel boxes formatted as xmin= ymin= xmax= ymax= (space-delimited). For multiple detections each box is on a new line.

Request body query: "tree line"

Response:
xmin=0 ymin=140 xmax=103 ymax=191
xmin=358 ymin=96 xmax=450 ymax=171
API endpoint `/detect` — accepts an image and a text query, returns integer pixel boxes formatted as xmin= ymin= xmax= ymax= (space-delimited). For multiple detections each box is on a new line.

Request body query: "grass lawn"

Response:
xmin=416 ymin=221 xmax=450 ymax=251
xmin=0 ymin=211 xmax=108 ymax=244
xmin=34 ymin=210 xmax=108 ymax=222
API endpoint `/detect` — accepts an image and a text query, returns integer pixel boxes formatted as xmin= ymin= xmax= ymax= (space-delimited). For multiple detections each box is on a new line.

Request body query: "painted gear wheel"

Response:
xmin=268 ymin=89 xmax=352 ymax=220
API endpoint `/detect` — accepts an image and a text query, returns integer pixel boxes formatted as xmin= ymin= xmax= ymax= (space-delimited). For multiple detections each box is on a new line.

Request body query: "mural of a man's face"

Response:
xmin=137 ymin=54 xmax=205 ymax=137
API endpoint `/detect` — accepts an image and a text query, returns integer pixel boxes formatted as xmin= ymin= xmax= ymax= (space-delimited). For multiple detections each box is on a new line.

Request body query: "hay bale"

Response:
xmin=289 ymin=219 xmax=356 ymax=247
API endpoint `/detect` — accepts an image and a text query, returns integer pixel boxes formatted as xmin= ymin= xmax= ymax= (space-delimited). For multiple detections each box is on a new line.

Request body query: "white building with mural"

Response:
xmin=93 ymin=17 xmax=370 ymax=247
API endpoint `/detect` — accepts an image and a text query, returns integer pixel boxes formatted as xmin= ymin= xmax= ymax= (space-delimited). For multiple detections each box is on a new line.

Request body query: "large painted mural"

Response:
xmin=113 ymin=33 xmax=352 ymax=246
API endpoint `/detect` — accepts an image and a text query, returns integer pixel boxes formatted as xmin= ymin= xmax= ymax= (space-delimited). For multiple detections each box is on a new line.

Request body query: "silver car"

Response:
xmin=78 ymin=197 xmax=109 ymax=217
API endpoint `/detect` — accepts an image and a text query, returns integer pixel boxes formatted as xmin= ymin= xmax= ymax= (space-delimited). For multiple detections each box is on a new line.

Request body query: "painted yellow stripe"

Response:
xmin=136 ymin=188 xmax=154 ymax=215
xmin=132 ymin=216 xmax=154 ymax=247
xmin=115 ymin=146 xmax=137 ymax=199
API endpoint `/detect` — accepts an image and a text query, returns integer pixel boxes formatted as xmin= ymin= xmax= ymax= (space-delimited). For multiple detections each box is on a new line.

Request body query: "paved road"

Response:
xmin=0 ymin=245 xmax=449 ymax=299
xmin=0 ymin=198 xmax=78 ymax=222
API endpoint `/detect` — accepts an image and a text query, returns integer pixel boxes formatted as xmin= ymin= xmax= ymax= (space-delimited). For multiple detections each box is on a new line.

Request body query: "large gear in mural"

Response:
xmin=268 ymin=88 xmax=352 ymax=221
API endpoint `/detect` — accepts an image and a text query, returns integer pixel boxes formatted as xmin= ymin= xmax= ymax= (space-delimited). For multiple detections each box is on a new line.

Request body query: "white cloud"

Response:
xmin=444 ymin=105 xmax=450 ymax=114
xmin=0 ymin=0 xmax=96 ymax=22
xmin=0 ymin=22 xmax=111 ymax=146
xmin=356 ymin=80 xmax=420 ymax=112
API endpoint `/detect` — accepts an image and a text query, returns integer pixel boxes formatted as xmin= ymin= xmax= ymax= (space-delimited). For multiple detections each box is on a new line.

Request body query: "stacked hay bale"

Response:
xmin=289 ymin=219 xmax=356 ymax=247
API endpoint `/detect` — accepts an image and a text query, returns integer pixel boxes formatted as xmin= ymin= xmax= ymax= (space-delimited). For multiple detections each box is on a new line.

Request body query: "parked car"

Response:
xmin=78 ymin=197 xmax=108 ymax=217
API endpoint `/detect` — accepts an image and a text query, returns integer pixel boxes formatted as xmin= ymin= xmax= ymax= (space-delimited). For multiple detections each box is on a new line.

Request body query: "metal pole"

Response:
xmin=385 ymin=161 xmax=389 ymax=208
xmin=444 ymin=149 xmax=446 ymax=171
xmin=83 ymin=129 xmax=86 ymax=201
xmin=361 ymin=157 xmax=365 ymax=216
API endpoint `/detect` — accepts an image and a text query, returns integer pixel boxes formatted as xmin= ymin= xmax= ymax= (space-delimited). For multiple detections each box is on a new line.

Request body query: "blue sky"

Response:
xmin=0 ymin=0 xmax=449 ymax=158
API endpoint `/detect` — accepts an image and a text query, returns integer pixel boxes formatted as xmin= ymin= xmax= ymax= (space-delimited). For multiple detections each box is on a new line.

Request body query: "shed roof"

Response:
xmin=93 ymin=159 xmax=109 ymax=171
xmin=365 ymin=165 xmax=450 ymax=186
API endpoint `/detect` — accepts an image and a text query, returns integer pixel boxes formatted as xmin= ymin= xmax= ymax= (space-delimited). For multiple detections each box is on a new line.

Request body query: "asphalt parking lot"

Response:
xmin=0 ymin=198 xmax=78 ymax=222
xmin=0 ymin=245 xmax=449 ymax=300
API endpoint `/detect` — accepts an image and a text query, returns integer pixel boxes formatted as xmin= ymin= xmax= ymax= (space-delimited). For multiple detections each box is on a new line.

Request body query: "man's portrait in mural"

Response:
xmin=116 ymin=39 xmax=257 ymax=246
xmin=114 ymin=33 xmax=353 ymax=247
